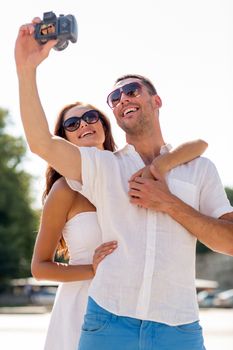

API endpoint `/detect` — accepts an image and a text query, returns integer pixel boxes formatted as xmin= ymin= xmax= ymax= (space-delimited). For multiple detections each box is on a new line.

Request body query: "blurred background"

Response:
xmin=0 ymin=0 xmax=233 ymax=349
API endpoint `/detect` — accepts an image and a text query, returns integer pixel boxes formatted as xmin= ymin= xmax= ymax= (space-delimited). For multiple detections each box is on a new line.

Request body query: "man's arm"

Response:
xmin=129 ymin=166 xmax=233 ymax=256
xmin=15 ymin=21 xmax=82 ymax=182
xmin=163 ymin=194 xmax=233 ymax=255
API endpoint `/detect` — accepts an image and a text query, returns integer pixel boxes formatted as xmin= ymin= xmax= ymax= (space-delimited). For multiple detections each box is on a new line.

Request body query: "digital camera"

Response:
xmin=34 ymin=11 xmax=78 ymax=51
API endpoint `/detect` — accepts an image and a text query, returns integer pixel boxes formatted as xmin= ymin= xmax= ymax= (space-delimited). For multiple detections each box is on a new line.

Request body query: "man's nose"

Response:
xmin=119 ymin=92 xmax=130 ymax=105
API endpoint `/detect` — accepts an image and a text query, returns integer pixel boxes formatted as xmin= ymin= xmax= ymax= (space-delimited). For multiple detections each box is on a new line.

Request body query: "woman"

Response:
xmin=31 ymin=102 xmax=117 ymax=350
xmin=31 ymin=100 xmax=208 ymax=350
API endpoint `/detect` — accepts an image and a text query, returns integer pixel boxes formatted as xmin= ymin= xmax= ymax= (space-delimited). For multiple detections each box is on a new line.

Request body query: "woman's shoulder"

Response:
xmin=46 ymin=177 xmax=95 ymax=212
xmin=47 ymin=177 xmax=77 ymax=204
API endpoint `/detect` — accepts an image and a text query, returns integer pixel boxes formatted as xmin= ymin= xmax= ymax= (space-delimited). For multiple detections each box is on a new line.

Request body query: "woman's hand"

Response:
xmin=15 ymin=17 xmax=57 ymax=72
xmin=129 ymin=165 xmax=155 ymax=182
xmin=92 ymin=241 xmax=118 ymax=274
xmin=129 ymin=154 xmax=167 ymax=182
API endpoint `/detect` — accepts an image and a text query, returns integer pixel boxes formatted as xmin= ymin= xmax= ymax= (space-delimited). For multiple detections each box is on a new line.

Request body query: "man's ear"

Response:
xmin=153 ymin=94 xmax=162 ymax=109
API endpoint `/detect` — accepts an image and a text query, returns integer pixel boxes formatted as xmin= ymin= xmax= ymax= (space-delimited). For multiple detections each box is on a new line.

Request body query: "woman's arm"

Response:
xmin=152 ymin=139 xmax=208 ymax=174
xmin=130 ymin=139 xmax=208 ymax=180
xmin=31 ymin=178 xmax=117 ymax=282
xmin=15 ymin=20 xmax=82 ymax=182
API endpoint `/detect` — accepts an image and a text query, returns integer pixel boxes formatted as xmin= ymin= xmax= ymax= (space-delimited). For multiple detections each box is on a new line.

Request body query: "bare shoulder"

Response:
xmin=45 ymin=177 xmax=95 ymax=217
xmin=51 ymin=177 xmax=75 ymax=195
xmin=46 ymin=177 xmax=76 ymax=207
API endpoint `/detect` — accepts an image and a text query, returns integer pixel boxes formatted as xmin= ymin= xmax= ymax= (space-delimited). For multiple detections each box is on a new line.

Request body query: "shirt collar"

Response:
xmin=115 ymin=143 xmax=172 ymax=155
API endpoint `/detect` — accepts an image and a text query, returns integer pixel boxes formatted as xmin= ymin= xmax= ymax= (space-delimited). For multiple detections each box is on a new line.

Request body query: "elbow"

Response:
xmin=29 ymin=142 xmax=49 ymax=159
xmin=28 ymin=143 xmax=41 ymax=156
xmin=28 ymin=134 xmax=53 ymax=159
xmin=197 ymin=139 xmax=208 ymax=152
xmin=31 ymin=261 xmax=44 ymax=280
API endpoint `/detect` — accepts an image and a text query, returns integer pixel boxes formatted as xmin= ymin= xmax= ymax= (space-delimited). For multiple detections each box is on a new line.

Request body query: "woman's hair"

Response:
xmin=42 ymin=101 xmax=117 ymax=259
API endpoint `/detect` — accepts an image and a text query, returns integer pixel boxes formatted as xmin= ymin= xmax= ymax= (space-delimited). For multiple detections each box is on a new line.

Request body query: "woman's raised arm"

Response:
xmin=15 ymin=20 xmax=82 ymax=182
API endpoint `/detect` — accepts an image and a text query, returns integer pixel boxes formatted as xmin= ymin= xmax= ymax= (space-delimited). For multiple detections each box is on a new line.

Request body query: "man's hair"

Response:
xmin=115 ymin=74 xmax=157 ymax=95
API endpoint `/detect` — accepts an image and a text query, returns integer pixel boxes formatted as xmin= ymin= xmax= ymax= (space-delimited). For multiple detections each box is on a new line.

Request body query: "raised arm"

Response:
xmin=14 ymin=20 xmax=82 ymax=181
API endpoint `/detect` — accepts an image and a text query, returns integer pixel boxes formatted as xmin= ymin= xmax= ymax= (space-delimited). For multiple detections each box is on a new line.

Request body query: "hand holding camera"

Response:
xmin=15 ymin=11 xmax=78 ymax=75
xmin=34 ymin=11 xmax=78 ymax=51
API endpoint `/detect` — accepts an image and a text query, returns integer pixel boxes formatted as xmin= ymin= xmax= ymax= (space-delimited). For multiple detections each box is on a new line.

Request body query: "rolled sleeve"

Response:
xmin=199 ymin=159 xmax=233 ymax=218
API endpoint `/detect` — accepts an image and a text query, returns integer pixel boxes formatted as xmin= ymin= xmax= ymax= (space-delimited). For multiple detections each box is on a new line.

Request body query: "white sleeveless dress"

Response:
xmin=44 ymin=212 xmax=102 ymax=350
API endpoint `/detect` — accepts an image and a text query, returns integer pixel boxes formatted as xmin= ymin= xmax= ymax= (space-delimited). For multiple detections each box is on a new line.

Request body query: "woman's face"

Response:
xmin=63 ymin=106 xmax=106 ymax=150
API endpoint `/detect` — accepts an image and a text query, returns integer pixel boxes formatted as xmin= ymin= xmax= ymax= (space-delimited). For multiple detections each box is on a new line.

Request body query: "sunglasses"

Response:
xmin=63 ymin=110 xmax=102 ymax=132
xmin=107 ymin=82 xmax=142 ymax=108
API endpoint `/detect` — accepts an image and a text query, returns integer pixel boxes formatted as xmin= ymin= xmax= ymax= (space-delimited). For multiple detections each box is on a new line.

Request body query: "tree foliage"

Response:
xmin=225 ymin=187 xmax=233 ymax=206
xmin=0 ymin=108 xmax=39 ymax=287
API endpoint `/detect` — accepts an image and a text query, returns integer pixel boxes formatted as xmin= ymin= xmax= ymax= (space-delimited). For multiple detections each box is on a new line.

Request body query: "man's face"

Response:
xmin=109 ymin=78 xmax=161 ymax=136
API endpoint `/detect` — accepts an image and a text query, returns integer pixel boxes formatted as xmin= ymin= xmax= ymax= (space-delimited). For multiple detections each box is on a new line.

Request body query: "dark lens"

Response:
xmin=123 ymin=82 xmax=141 ymax=97
xmin=108 ymin=89 xmax=121 ymax=108
xmin=63 ymin=117 xmax=80 ymax=131
xmin=83 ymin=110 xmax=100 ymax=124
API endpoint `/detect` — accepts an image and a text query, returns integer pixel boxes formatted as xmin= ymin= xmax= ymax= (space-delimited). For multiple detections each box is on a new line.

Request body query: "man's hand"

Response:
xmin=128 ymin=164 xmax=176 ymax=211
xmin=130 ymin=165 xmax=155 ymax=182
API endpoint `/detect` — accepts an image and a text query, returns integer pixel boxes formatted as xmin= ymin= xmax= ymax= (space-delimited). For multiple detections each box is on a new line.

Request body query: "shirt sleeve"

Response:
xmin=66 ymin=147 xmax=115 ymax=206
xmin=199 ymin=159 xmax=233 ymax=218
xmin=66 ymin=146 xmax=101 ymax=205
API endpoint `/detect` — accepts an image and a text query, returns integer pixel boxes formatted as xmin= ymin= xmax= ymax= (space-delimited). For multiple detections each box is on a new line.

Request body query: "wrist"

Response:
xmin=152 ymin=154 xmax=171 ymax=174
xmin=160 ymin=193 xmax=181 ymax=215
xmin=91 ymin=264 xmax=96 ymax=276
xmin=17 ymin=65 xmax=37 ymax=79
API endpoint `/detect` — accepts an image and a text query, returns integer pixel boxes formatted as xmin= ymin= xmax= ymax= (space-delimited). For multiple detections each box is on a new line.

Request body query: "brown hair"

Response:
xmin=115 ymin=74 xmax=157 ymax=95
xmin=42 ymin=101 xmax=117 ymax=259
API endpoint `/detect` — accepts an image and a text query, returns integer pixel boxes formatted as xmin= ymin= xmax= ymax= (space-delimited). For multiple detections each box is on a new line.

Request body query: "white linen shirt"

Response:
xmin=67 ymin=144 xmax=232 ymax=325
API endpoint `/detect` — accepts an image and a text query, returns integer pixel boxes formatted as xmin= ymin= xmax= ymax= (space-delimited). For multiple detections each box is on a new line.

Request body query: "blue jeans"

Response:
xmin=78 ymin=297 xmax=206 ymax=350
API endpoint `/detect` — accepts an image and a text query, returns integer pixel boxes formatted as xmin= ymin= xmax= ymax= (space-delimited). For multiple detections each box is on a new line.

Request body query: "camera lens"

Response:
xmin=54 ymin=40 xmax=69 ymax=51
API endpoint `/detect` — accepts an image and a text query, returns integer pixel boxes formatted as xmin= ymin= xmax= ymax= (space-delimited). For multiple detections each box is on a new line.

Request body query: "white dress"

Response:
xmin=44 ymin=212 xmax=102 ymax=350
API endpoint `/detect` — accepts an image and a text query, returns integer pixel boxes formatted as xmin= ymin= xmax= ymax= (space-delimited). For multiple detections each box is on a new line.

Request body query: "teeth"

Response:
xmin=80 ymin=131 xmax=94 ymax=138
xmin=123 ymin=107 xmax=137 ymax=116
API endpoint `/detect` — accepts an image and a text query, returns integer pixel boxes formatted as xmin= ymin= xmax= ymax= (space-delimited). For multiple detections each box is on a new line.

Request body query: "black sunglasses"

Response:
xmin=107 ymin=82 xmax=142 ymax=108
xmin=63 ymin=110 xmax=102 ymax=132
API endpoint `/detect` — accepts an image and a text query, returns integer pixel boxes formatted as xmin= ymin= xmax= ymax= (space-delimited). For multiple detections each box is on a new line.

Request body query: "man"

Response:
xmin=15 ymin=22 xmax=233 ymax=350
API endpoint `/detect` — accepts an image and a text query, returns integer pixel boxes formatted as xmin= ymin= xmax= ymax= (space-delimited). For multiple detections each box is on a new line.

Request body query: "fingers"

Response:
xmin=129 ymin=196 xmax=144 ymax=207
xmin=129 ymin=177 xmax=147 ymax=186
xmin=19 ymin=17 xmax=41 ymax=36
xmin=128 ymin=189 xmax=143 ymax=199
xmin=19 ymin=23 xmax=35 ymax=36
xmin=129 ymin=168 xmax=143 ymax=182
xmin=93 ymin=241 xmax=118 ymax=274
xmin=42 ymin=39 xmax=59 ymax=55
xmin=32 ymin=17 xmax=41 ymax=24
xmin=94 ymin=241 xmax=117 ymax=255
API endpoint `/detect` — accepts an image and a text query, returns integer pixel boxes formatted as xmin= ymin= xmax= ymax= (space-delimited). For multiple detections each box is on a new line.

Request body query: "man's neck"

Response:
xmin=126 ymin=134 xmax=165 ymax=165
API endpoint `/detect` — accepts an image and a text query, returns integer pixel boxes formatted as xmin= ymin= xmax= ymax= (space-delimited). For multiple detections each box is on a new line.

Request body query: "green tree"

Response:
xmin=196 ymin=186 xmax=233 ymax=254
xmin=225 ymin=187 xmax=233 ymax=206
xmin=0 ymin=108 xmax=39 ymax=287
